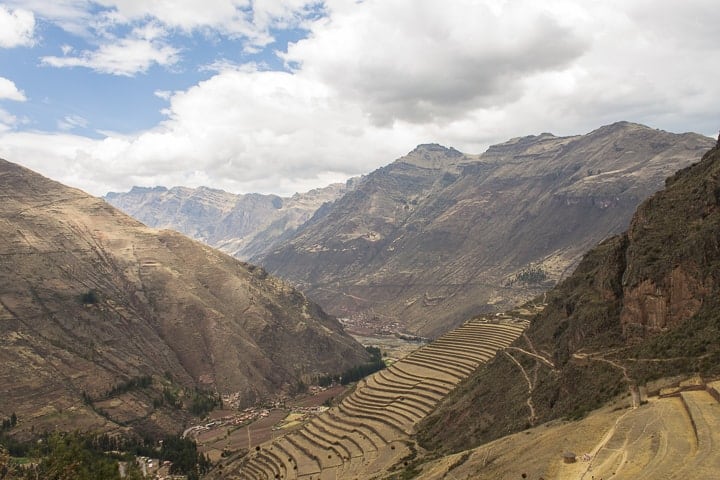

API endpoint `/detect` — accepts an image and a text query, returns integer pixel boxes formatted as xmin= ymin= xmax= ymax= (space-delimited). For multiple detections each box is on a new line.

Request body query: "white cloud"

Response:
xmin=1 ymin=0 xmax=720 ymax=197
xmin=57 ymin=114 xmax=89 ymax=131
xmin=0 ymin=6 xmax=35 ymax=48
xmin=1 ymin=1 xmax=91 ymax=37
xmin=0 ymin=108 xmax=19 ymax=132
xmin=154 ymin=90 xmax=172 ymax=100
xmin=286 ymin=0 xmax=590 ymax=126
xmin=41 ymin=24 xmax=180 ymax=76
xmin=0 ymin=77 xmax=26 ymax=101
xmin=21 ymin=1 xmax=323 ymax=76
xmin=14 ymin=0 xmax=323 ymax=51
xmin=0 ymin=67 xmax=418 ymax=196
xmin=96 ymin=0 xmax=322 ymax=38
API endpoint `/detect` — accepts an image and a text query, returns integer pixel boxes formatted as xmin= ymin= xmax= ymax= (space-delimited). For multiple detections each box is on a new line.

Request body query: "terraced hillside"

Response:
xmin=210 ymin=319 xmax=528 ymax=479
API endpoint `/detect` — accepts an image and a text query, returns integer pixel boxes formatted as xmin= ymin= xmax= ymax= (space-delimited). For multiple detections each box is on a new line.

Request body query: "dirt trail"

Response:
xmin=504 ymin=351 xmax=536 ymax=425
xmin=556 ymin=407 xmax=634 ymax=480
xmin=563 ymin=394 xmax=711 ymax=480
xmin=506 ymin=346 xmax=556 ymax=370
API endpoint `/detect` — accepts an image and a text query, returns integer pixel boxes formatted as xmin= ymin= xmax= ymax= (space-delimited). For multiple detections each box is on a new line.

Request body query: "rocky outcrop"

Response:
xmin=620 ymin=268 xmax=707 ymax=338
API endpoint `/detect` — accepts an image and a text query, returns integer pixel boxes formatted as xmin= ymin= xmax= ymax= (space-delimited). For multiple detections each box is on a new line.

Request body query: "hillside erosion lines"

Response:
xmin=209 ymin=319 xmax=528 ymax=479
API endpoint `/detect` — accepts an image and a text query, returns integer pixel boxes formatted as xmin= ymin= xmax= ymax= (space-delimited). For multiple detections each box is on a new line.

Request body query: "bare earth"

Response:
xmin=416 ymin=387 xmax=720 ymax=480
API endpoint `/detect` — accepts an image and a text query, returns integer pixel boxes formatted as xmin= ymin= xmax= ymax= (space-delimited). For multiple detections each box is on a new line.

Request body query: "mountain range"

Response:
xmin=105 ymin=181 xmax=355 ymax=260
xmin=2 ymin=123 xmax=719 ymax=478
xmin=201 ymin=138 xmax=720 ymax=478
xmin=108 ymin=122 xmax=714 ymax=338
xmin=259 ymin=122 xmax=714 ymax=337
xmin=418 ymin=138 xmax=720 ymax=455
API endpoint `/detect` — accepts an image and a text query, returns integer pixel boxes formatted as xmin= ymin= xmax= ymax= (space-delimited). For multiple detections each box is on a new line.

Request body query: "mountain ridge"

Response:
xmin=417 ymin=141 xmax=720 ymax=454
xmin=105 ymin=179 xmax=356 ymax=260
xmin=0 ymin=158 xmax=368 ymax=438
xmin=102 ymin=122 xmax=714 ymax=338
xmin=257 ymin=122 xmax=714 ymax=337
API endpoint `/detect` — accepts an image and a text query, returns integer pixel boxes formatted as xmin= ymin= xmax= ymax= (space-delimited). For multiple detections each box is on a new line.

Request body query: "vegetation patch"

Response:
xmin=79 ymin=289 xmax=100 ymax=304
xmin=506 ymin=264 xmax=549 ymax=286
xmin=317 ymin=346 xmax=386 ymax=386
xmin=0 ymin=431 xmax=211 ymax=480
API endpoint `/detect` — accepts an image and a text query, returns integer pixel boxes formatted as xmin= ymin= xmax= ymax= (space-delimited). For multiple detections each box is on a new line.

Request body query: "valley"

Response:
xmin=107 ymin=123 xmax=715 ymax=338
xmin=2 ymin=129 xmax=720 ymax=480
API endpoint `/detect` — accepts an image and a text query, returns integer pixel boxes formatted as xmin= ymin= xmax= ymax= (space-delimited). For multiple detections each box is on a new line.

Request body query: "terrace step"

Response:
xmin=354 ymin=384 xmax=436 ymax=414
xmin=342 ymin=395 xmax=415 ymax=427
xmin=350 ymin=389 xmax=428 ymax=421
xmin=362 ymin=376 xmax=441 ymax=408
xmin=384 ymin=365 xmax=454 ymax=392
xmin=409 ymin=349 xmax=479 ymax=370
xmin=401 ymin=354 xmax=473 ymax=378
xmin=276 ymin=436 xmax=321 ymax=476
xmin=324 ymin=409 xmax=389 ymax=446
xmin=337 ymin=402 xmax=407 ymax=434
xmin=264 ymin=446 xmax=294 ymax=479
xmin=393 ymin=358 xmax=464 ymax=382
xmin=225 ymin=320 xmax=529 ymax=480
xmin=295 ymin=429 xmax=347 ymax=468
xmin=305 ymin=420 xmax=365 ymax=459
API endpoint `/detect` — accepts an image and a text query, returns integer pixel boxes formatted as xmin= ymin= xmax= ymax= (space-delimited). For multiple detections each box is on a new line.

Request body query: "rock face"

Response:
xmin=417 ymin=142 xmax=720 ymax=454
xmin=257 ymin=122 xmax=714 ymax=337
xmin=0 ymin=159 xmax=368 ymax=437
xmin=104 ymin=181 xmax=354 ymax=260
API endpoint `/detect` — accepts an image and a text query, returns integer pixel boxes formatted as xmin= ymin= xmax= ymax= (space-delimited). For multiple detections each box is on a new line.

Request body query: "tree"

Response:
xmin=0 ymin=446 xmax=10 ymax=480
xmin=80 ymin=290 xmax=99 ymax=305
xmin=33 ymin=432 xmax=120 ymax=480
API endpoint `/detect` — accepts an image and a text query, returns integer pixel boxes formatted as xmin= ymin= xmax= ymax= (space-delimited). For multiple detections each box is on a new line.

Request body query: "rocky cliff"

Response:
xmin=417 ymin=142 xmax=720 ymax=453
xmin=258 ymin=122 xmax=714 ymax=337
xmin=0 ymin=159 xmax=368 ymax=438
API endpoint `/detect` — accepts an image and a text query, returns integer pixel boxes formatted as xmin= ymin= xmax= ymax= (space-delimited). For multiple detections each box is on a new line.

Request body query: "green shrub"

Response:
xmin=80 ymin=289 xmax=100 ymax=304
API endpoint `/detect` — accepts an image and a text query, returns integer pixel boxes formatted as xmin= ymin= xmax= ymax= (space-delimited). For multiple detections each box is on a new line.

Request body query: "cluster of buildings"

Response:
xmin=119 ymin=457 xmax=182 ymax=479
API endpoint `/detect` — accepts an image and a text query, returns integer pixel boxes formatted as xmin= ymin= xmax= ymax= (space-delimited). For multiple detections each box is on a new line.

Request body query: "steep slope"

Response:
xmin=0 ymin=159 xmax=368 ymax=437
xmin=258 ymin=123 xmax=713 ymax=337
xmin=104 ymin=181 xmax=353 ymax=260
xmin=417 ymin=141 xmax=720 ymax=454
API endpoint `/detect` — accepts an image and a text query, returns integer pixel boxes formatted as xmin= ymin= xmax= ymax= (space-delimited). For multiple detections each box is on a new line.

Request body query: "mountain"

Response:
xmin=257 ymin=122 xmax=714 ymax=337
xmin=104 ymin=181 xmax=355 ymax=260
xmin=0 ymin=159 xmax=368 ymax=438
xmin=416 ymin=140 xmax=720 ymax=454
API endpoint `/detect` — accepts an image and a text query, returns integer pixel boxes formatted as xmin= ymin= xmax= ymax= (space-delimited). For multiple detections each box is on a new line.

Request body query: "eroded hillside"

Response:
xmin=417 ymin=141 xmax=720 ymax=454
xmin=105 ymin=181 xmax=354 ymax=260
xmin=0 ymin=159 xmax=368 ymax=438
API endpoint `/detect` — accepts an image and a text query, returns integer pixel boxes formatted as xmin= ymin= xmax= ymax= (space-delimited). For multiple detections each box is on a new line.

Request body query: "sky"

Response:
xmin=0 ymin=0 xmax=718 ymax=197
